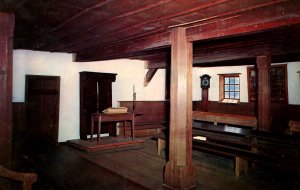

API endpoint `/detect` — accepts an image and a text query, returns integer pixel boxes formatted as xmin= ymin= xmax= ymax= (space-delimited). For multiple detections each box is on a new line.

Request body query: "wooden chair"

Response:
xmin=0 ymin=165 xmax=38 ymax=190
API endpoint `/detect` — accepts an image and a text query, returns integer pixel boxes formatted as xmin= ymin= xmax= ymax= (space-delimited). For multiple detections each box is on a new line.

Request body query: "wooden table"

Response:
xmin=90 ymin=113 xmax=135 ymax=143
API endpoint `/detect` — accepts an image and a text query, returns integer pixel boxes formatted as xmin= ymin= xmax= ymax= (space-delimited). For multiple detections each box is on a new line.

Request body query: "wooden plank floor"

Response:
xmin=12 ymin=135 xmax=299 ymax=190
xmin=82 ymin=146 xmax=165 ymax=189
xmin=67 ymin=136 xmax=145 ymax=152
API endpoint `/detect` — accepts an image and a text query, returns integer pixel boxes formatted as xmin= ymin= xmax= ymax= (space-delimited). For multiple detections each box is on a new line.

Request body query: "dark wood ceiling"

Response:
xmin=1 ymin=0 xmax=300 ymax=65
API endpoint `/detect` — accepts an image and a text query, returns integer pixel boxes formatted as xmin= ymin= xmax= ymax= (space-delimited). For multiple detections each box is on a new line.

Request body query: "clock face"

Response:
xmin=201 ymin=78 xmax=210 ymax=88
xmin=200 ymin=74 xmax=211 ymax=88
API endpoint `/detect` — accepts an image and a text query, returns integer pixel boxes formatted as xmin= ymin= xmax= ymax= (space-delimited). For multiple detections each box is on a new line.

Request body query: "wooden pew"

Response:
xmin=193 ymin=111 xmax=257 ymax=128
xmin=192 ymin=122 xmax=255 ymax=177
xmin=192 ymin=122 xmax=300 ymax=177
xmin=288 ymin=120 xmax=300 ymax=134
xmin=119 ymin=101 xmax=168 ymax=137
xmin=0 ymin=165 xmax=38 ymax=190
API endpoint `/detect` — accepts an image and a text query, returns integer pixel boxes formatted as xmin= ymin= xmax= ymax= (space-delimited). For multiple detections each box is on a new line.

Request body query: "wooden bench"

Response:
xmin=155 ymin=134 xmax=250 ymax=177
xmin=192 ymin=122 xmax=256 ymax=177
xmin=192 ymin=111 xmax=257 ymax=177
xmin=0 ymin=165 xmax=38 ymax=190
xmin=193 ymin=122 xmax=300 ymax=177
xmin=288 ymin=120 xmax=300 ymax=134
xmin=193 ymin=111 xmax=257 ymax=128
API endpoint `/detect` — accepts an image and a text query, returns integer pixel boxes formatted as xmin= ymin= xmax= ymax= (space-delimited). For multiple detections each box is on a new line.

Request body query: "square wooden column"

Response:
xmin=0 ymin=13 xmax=14 ymax=168
xmin=164 ymin=27 xmax=196 ymax=190
xmin=256 ymin=55 xmax=272 ymax=131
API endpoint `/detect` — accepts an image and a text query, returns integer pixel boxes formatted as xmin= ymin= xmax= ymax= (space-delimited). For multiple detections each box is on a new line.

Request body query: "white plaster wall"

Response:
xmin=13 ymin=50 xmax=300 ymax=141
xmin=287 ymin=62 xmax=300 ymax=105
xmin=13 ymin=50 xmax=166 ymax=142
xmin=192 ymin=66 xmax=249 ymax=102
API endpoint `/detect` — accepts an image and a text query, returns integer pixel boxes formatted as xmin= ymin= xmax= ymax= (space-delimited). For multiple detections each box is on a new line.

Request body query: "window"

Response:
xmin=219 ymin=74 xmax=240 ymax=103
xmin=247 ymin=64 xmax=288 ymax=103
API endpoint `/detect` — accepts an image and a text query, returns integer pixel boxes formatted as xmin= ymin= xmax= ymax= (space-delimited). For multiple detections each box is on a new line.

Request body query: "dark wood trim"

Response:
xmin=13 ymin=102 xmax=27 ymax=133
xmin=0 ymin=13 xmax=14 ymax=170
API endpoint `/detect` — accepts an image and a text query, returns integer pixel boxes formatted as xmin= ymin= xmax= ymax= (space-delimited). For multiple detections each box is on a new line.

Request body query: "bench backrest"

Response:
xmin=288 ymin=120 xmax=300 ymax=134
xmin=193 ymin=111 xmax=257 ymax=127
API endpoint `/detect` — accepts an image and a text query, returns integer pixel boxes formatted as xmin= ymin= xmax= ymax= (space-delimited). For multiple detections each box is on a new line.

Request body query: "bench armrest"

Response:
xmin=0 ymin=165 xmax=37 ymax=190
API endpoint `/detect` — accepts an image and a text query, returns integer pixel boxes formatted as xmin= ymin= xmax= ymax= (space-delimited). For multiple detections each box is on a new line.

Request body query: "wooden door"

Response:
xmin=25 ymin=75 xmax=60 ymax=144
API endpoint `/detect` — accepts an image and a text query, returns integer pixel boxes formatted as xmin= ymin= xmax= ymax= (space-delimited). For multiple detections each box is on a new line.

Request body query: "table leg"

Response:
xmin=98 ymin=116 xmax=101 ymax=143
xmin=123 ymin=121 xmax=126 ymax=138
xmin=90 ymin=116 xmax=94 ymax=141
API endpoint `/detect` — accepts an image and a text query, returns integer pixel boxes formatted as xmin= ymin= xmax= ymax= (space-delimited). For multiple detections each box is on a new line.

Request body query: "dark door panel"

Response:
xmin=25 ymin=75 xmax=60 ymax=144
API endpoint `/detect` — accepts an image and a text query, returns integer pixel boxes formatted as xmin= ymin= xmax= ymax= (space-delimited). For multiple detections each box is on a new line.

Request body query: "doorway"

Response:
xmin=25 ymin=75 xmax=60 ymax=144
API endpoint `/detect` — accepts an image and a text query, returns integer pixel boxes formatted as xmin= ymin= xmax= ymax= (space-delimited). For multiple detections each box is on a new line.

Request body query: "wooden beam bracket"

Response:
xmin=144 ymin=68 xmax=158 ymax=87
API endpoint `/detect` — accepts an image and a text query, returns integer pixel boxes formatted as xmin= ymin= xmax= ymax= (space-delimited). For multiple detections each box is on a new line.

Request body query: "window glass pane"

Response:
xmin=222 ymin=75 xmax=240 ymax=102
xmin=225 ymin=85 xmax=229 ymax=91
xmin=225 ymin=77 xmax=229 ymax=84
xmin=235 ymin=85 xmax=239 ymax=91
xmin=235 ymin=77 xmax=239 ymax=84
xmin=225 ymin=92 xmax=229 ymax=98
xmin=235 ymin=92 xmax=240 ymax=99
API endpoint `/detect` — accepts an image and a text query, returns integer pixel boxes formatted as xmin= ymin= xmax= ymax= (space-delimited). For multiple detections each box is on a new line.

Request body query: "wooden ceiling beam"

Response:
xmin=55 ymin=0 xmax=283 ymax=53
xmin=49 ymin=0 xmax=111 ymax=33
xmin=0 ymin=0 xmax=29 ymax=12
xmin=47 ymin=0 xmax=233 ymax=52
xmin=42 ymin=0 xmax=175 ymax=51
xmin=186 ymin=1 xmax=300 ymax=42
xmin=74 ymin=0 xmax=300 ymax=62
xmin=144 ymin=53 xmax=170 ymax=69
xmin=75 ymin=31 xmax=171 ymax=62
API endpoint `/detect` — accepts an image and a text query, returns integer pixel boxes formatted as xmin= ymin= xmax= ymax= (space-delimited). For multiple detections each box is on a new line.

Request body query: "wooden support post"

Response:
xmin=256 ymin=55 xmax=272 ymax=131
xmin=0 ymin=13 xmax=14 ymax=189
xmin=164 ymin=28 xmax=196 ymax=190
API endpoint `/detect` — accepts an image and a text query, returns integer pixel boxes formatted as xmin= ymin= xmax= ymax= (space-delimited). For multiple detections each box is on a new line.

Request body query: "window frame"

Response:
xmin=247 ymin=64 xmax=288 ymax=103
xmin=219 ymin=73 xmax=241 ymax=103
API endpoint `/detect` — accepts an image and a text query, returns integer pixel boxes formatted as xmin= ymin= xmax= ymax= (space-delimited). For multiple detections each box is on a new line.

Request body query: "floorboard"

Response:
xmin=11 ymin=135 xmax=299 ymax=190
xmin=67 ymin=136 xmax=144 ymax=152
